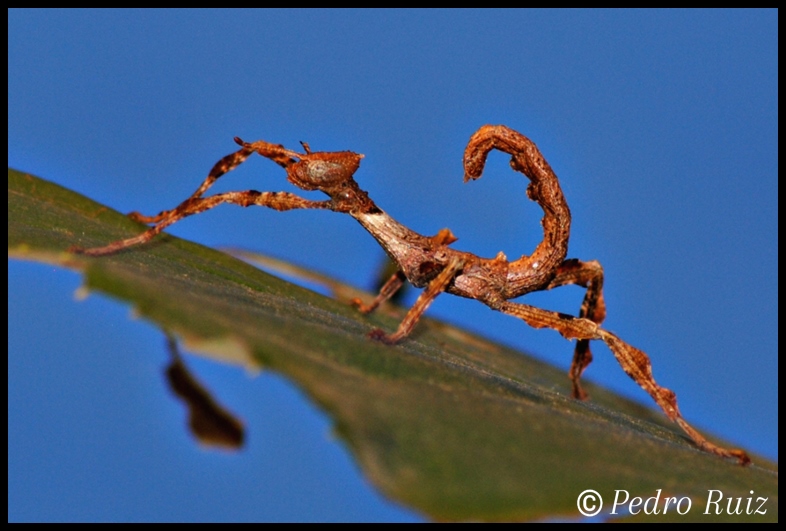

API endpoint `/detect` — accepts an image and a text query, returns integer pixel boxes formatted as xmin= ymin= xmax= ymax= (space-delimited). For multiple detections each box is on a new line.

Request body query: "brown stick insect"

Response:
xmin=73 ymin=125 xmax=750 ymax=465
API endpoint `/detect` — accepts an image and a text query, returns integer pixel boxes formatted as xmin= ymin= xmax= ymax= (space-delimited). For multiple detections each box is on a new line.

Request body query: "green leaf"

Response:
xmin=8 ymin=169 xmax=777 ymax=522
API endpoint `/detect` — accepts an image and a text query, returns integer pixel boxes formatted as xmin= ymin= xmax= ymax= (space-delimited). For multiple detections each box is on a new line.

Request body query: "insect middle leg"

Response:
xmin=351 ymin=270 xmax=407 ymax=314
xmin=369 ymin=256 xmax=465 ymax=344
xmin=545 ymin=259 xmax=606 ymax=400
xmin=352 ymin=228 xmax=458 ymax=321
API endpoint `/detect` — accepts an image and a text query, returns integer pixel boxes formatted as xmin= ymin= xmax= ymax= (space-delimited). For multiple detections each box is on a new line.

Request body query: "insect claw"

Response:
xmin=368 ymin=328 xmax=397 ymax=344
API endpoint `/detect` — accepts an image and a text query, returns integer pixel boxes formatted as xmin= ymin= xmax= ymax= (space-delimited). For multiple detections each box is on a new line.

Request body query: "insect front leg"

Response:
xmin=73 ymin=190 xmax=333 ymax=256
xmin=545 ymin=259 xmax=606 ymax=400
xmin=71 ymin=138 xmax=321 ymax=256
xmin=126 ymin=144 xmax=260 ymax=225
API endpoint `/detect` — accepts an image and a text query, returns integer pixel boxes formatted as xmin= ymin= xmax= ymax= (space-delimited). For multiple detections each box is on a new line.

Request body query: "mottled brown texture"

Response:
xmin=72 ymin=125 xmax=749 ymax=465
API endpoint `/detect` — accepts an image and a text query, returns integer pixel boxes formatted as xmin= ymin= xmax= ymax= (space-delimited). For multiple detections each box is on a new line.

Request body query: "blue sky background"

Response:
xmin=9 ymin=9 xmax=777 ymax=522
